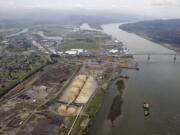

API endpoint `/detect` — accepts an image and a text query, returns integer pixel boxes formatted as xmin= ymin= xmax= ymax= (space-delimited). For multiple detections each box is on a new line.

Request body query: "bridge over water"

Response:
xmin=132 ymin=52 xmax=177 ymax=55
xmin=131 ymin=52 xmax=178 ymax=61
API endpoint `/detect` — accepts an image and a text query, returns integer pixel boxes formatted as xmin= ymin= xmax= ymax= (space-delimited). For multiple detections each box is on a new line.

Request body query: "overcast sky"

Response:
xmin=0 ymin=0 xmax=180 ymax=18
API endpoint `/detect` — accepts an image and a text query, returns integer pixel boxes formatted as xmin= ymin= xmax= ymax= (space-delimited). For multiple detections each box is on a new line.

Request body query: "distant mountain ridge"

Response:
xmin=119 ymin=19 xmax=180 ymax=49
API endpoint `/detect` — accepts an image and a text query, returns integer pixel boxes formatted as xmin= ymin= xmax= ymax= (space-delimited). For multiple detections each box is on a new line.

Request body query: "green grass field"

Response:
xmin=0 ymin=61 xmax=46 ymax=96
xmin=60 ymin=40 xmax=100 ymax=50
xmin=85 ymin=88 xmax=105 ymax=117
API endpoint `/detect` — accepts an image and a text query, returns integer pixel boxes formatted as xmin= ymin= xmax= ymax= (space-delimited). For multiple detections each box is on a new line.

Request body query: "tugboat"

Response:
xmin=143 ymin=102 xmax=150 ymax=116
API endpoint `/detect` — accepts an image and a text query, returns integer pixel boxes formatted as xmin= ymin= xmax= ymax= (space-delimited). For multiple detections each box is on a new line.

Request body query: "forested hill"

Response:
xmin=119 ymin=19 xmax=180 ymax=48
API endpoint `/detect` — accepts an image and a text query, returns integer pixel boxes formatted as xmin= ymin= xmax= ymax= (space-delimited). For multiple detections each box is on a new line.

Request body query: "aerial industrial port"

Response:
xmin=0 ymin=24 xmax=137 ymax=135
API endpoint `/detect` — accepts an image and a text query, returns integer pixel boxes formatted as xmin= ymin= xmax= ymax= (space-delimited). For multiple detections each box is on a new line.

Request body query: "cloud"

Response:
xmin=0 ymin=0 xmax=16 ymax=8
xmin=0 ymin=0 xmax=179 ymax=18
xmin=151 ymin=0 xmax=178 ymax=6
xmin=72 ymin=4 xmax=83 ymax=8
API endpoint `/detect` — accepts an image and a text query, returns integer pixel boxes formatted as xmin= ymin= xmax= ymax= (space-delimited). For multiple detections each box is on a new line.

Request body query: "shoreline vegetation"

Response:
xmin=119 ymin=19 xmax=180 ymax=54
xmin=72 ymin=72 xmax=126 ymax=135
xmin=70 ymin=79 xmax=114 ymax=135
xmin=107 ymin=79 xmax=125 ymax=127
xmin=124 ymin=31 xmax=180 ymax=54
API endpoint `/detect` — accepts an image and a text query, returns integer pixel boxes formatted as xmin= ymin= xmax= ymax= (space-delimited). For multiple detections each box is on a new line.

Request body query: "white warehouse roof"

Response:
xmin=65 ymin=50 xmax=77 ymax=55
xmin=109 ymin=49 xmax=119 ymax=53
xmin=71 ymin=49 xmax=84 ymax=54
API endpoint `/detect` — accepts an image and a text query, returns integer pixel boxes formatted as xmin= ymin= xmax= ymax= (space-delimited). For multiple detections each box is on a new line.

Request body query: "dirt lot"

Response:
xmin=0 ymin=63 xmax=78 ymax=135
xmin=33 ymin=64 xmax=74 ymax=87
xmin=16 ymin=111 xmax=64 ymax=135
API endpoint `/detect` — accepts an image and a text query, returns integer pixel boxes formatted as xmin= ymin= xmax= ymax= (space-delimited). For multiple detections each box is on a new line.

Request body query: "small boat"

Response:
xmin=143 ymin=102 xmax=150 ymax=116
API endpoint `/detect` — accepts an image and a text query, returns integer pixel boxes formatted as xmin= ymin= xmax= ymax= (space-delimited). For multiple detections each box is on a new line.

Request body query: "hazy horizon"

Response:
xmin=0 ymin=0 xmax=180 ymax=18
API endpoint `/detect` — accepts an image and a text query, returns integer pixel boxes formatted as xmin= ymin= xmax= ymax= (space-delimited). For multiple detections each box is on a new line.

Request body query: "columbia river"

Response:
xmin=90 ymin=23 xmax=180 ymax=135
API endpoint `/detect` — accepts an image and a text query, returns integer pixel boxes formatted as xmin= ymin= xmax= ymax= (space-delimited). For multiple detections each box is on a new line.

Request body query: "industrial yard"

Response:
xmin=0 ymin=23 xmax=137 ymax=135
xmin=1 ymin=2 xmax=180 ymax=135
xmin=0 ymin=62 xmax=78 ymax=135
xmin=0 ymin=54 xmax=135 ymax=135
xmin=8 ymin=55 xmax=135 ymax=135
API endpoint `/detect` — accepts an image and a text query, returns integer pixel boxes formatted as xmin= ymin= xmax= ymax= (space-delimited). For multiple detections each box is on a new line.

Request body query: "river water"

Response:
xmin=90 ymin=23 xmax=180 ymax=135
xmin=6 ymin=28 xmax=29 ymax=38
xmin=37 ymin=31 xmax=62 ymax=41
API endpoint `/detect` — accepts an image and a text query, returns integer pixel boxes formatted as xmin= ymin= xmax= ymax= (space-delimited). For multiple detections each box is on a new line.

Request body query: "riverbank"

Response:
xmin=6 ymin=28 xmax=29 ymax=38
xmin=71 ymin=70 xmax=117 ymax=135
xmin=92 ymin=23 xmax=180 ymax=135
xmin=88 ymin=76 xmax=126 ymax=135
xmin=118 ymin=21 xmax=180 ymax=54
xmin=124 ymin=32 xmax=180 ymax=54
xmin=70 ymin=65 xmax=131 ymax=135
xmin=37 ymin=31 xmax=62 ymax=41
